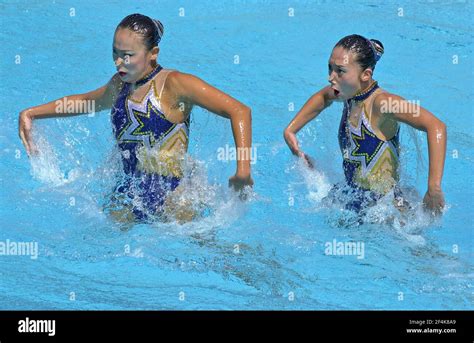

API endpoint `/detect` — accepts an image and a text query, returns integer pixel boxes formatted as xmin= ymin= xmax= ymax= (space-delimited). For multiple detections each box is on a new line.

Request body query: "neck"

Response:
xmin=132 ymin=64 xmax=162 ymax=88
xmin=358 ymin=80 xmax=374 ymax=93
xmin=135 ymin=65 xmax=156 ymax=84
xmin=349 ymin=80 xmax=378 ymax=104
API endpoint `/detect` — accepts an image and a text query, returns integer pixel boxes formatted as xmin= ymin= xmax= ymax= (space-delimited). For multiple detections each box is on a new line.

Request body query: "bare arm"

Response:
xmin=283 ymin=86 xmax=336 ymax=162
xmin=374 ymin=92 xmax=447 ymax=213
xmin=169 ymin=72 xmax=253 ymax=190
xmin=19 ymin=74 xmax=121 ymax=155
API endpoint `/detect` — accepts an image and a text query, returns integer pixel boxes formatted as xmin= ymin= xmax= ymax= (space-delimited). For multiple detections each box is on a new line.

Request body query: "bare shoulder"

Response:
xmin=165 ymin=70 xmax=199 ymax=91
xmin=165 ymin=70 xmax=215 ymax=103
xmin=372 ymin=90 xmax=404 ymax=115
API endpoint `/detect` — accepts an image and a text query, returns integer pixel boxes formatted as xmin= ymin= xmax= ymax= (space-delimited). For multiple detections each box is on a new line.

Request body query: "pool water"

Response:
xmin=0 ymin=0 xmax=473 ymax=310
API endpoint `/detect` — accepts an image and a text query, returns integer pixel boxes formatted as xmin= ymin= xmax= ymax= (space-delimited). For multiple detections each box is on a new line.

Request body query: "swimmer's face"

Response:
xmin=328 ymin=46 xmax=373 ymax=101
xmin=113 ymin=28 xmax=158 ymax=83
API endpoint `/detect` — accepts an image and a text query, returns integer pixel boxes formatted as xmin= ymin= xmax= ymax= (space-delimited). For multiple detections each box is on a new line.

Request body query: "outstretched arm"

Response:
xmin=374 ymin=93 xmax=447 ymax=214
xmin=18 ymin=74 xmax=122 ymax=155
xmin=169 ymin=72 xmax=253 ymax=191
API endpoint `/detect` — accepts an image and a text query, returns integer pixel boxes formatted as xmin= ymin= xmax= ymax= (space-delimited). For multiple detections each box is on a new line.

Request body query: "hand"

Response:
xmin=228 ymin=172 xmax=254 ymax=193
xmin=18 ymin=110 xmax=37 ymax=156
xmin=283 ymin=129 xmax=301 ymax=156
xmin=423 ymin=187 xmax=445 ymax=215
xmin=301 ymin=153 xmax=316 ymax=169
xmin=284 ymin=130 xmax=314 ymax=169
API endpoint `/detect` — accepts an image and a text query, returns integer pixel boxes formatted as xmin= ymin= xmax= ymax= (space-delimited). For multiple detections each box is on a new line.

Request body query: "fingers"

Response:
xmin=436 ymin=198 xmax=445 ymax=214
xmin=18 ymin=113 xmax=35 ymax=156
xmin=228 ymin=178 xmax=244 ymax=192
xmin=19 ymin=129 xmax=31 ymax=156
xmin=228 ymin=178 xmax=236 ymax=190
xmin=285 ymin=133 xmax=301 ymax=156
xmin=29 ymin=143 xmax=38 ymax=156
xmin=22 ymin=129 xmax=37 ymax=156
xmin=423 ymin=195 xmax=444 ymax=215
xmin=302 ymin=153 xmax=315 ymax=169
xmin=229 ymin=178 xmax=253 ymax=201
xmin=228 ymin=176 xmax=254 ymax=193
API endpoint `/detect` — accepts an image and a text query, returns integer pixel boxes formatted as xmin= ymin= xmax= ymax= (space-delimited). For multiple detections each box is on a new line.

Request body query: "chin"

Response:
xmin=335 ymin=92 xmax=348 ymax=102
xmin=118 ymin=73 xmax=129 ymax=81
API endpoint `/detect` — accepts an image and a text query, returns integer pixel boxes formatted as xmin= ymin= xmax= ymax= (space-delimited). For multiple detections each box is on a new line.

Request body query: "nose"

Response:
xmin=328 ymin=71 xmax=336 ymax=84
xmin=114 ymin=57 xmax=123 ymax=68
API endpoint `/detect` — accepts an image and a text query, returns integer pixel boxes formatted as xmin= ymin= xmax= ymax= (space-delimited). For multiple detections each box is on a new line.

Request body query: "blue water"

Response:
xmin=0 ymin=0 xmax=473 ymax=310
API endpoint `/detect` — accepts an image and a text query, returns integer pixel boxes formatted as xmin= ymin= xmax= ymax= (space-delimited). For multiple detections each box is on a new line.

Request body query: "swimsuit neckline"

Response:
xmin=133 ymin=65 xmax=163 ymax=87
xmin=345 ymin=81 xmax=380 ymax=132
xmin=348 ymin=81 xmax=379 ymax=104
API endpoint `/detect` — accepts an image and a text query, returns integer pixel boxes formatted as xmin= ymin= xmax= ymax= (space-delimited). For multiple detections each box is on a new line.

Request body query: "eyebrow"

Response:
xmin=328 ymin=62 xmax=346 ymax=69
xmin=113 ymin=47 xmax=134 ymax=52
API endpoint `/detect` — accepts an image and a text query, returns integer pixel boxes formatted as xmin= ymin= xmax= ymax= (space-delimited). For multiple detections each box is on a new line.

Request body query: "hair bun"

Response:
xmin=152 ymin=19 xmax=164 ymax=43
xmin=369 ymin=39 xmax=384 ymax=62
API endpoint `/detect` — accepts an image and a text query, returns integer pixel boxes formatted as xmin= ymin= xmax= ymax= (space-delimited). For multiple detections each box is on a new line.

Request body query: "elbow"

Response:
xmin=242 ymin=104 xmax=252 ymax=119
xmin=231 ymin=104 xmax=251 ymax=122
xmin=435 ymin=119 xmax=447 ymax=135
xmin=426 ymin=118 xmax=446 ymax=134
xmin=441 ymin=121 xmax=447 ymax=139
xmin=283 ymin=127 xmax=293 ymax=140
xmin=246 ymin=105 xmax=252 ymax=120
xmin=440 ymin=120 xmax=447 ymax=132
xmin=426 ymin=119 xmax=447 ymax=143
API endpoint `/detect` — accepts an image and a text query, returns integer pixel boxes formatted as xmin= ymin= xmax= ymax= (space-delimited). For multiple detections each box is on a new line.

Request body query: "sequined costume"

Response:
xmin=336 ymin=82 xmax=401 ymax=211
xmin=110 ymin=65 xmax=189 ymax=220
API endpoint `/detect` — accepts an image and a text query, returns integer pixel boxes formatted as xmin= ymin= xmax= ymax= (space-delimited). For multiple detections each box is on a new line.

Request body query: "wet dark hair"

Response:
xmin=116 ymin=13 xmax=164 ymax=51
xmin=335 ymin=34 xmax=384 ymax=71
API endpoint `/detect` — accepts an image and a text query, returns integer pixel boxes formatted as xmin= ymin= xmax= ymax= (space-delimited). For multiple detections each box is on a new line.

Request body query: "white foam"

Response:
xmin=301 ymin=164 xmax=332 ymax=203
xmin=150 ymin=155 xmax=247 ymax=234
xmin=296 ymin=155 xmax=439 ymax=244
xmin=29 ymin=134 xmax=75 ymax=186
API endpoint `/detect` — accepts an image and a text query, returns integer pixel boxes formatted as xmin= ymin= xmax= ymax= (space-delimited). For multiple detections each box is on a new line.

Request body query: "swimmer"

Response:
xmin=283 ymin=34 xmax=446 ymax=215
xmin=19 ymin=13 xmax=253 ymax=223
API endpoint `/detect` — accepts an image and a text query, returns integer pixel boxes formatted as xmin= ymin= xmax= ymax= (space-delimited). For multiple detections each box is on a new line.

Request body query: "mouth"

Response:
xmin=118 ymin=71 xmax=127 ymax=77
xmin=332 ymin=87 xmax=340 ymax=97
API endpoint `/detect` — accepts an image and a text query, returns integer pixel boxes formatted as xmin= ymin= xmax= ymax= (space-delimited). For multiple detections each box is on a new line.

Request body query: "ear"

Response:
xmin=360 ymin=68 xmax=373 ymax=82
xmin=150 ymin=46 xmax=160 ymax=62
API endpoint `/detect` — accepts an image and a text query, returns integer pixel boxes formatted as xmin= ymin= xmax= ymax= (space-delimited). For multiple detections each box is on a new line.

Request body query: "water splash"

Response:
xmin=294 ymin=156 xmax=441 ymax=245
xmin=29 ymin=132 xmax=80 ymax=186
xmin=149 ymin=156 xmax=249 ymax=235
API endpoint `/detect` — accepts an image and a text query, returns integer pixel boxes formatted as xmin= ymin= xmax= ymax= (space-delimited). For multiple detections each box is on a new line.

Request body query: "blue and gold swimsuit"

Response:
xmin=336 ymin=82 xmax=401 ymax=211
xmin=110 ymin=65 xmax=189 ymax=220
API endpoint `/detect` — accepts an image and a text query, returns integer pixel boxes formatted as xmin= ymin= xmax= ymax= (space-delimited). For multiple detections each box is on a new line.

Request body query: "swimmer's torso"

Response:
xmin=338 ymin=88 xmax=400 ymax=194
xmin=111 ymin=66 xmax=190 ymax=178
